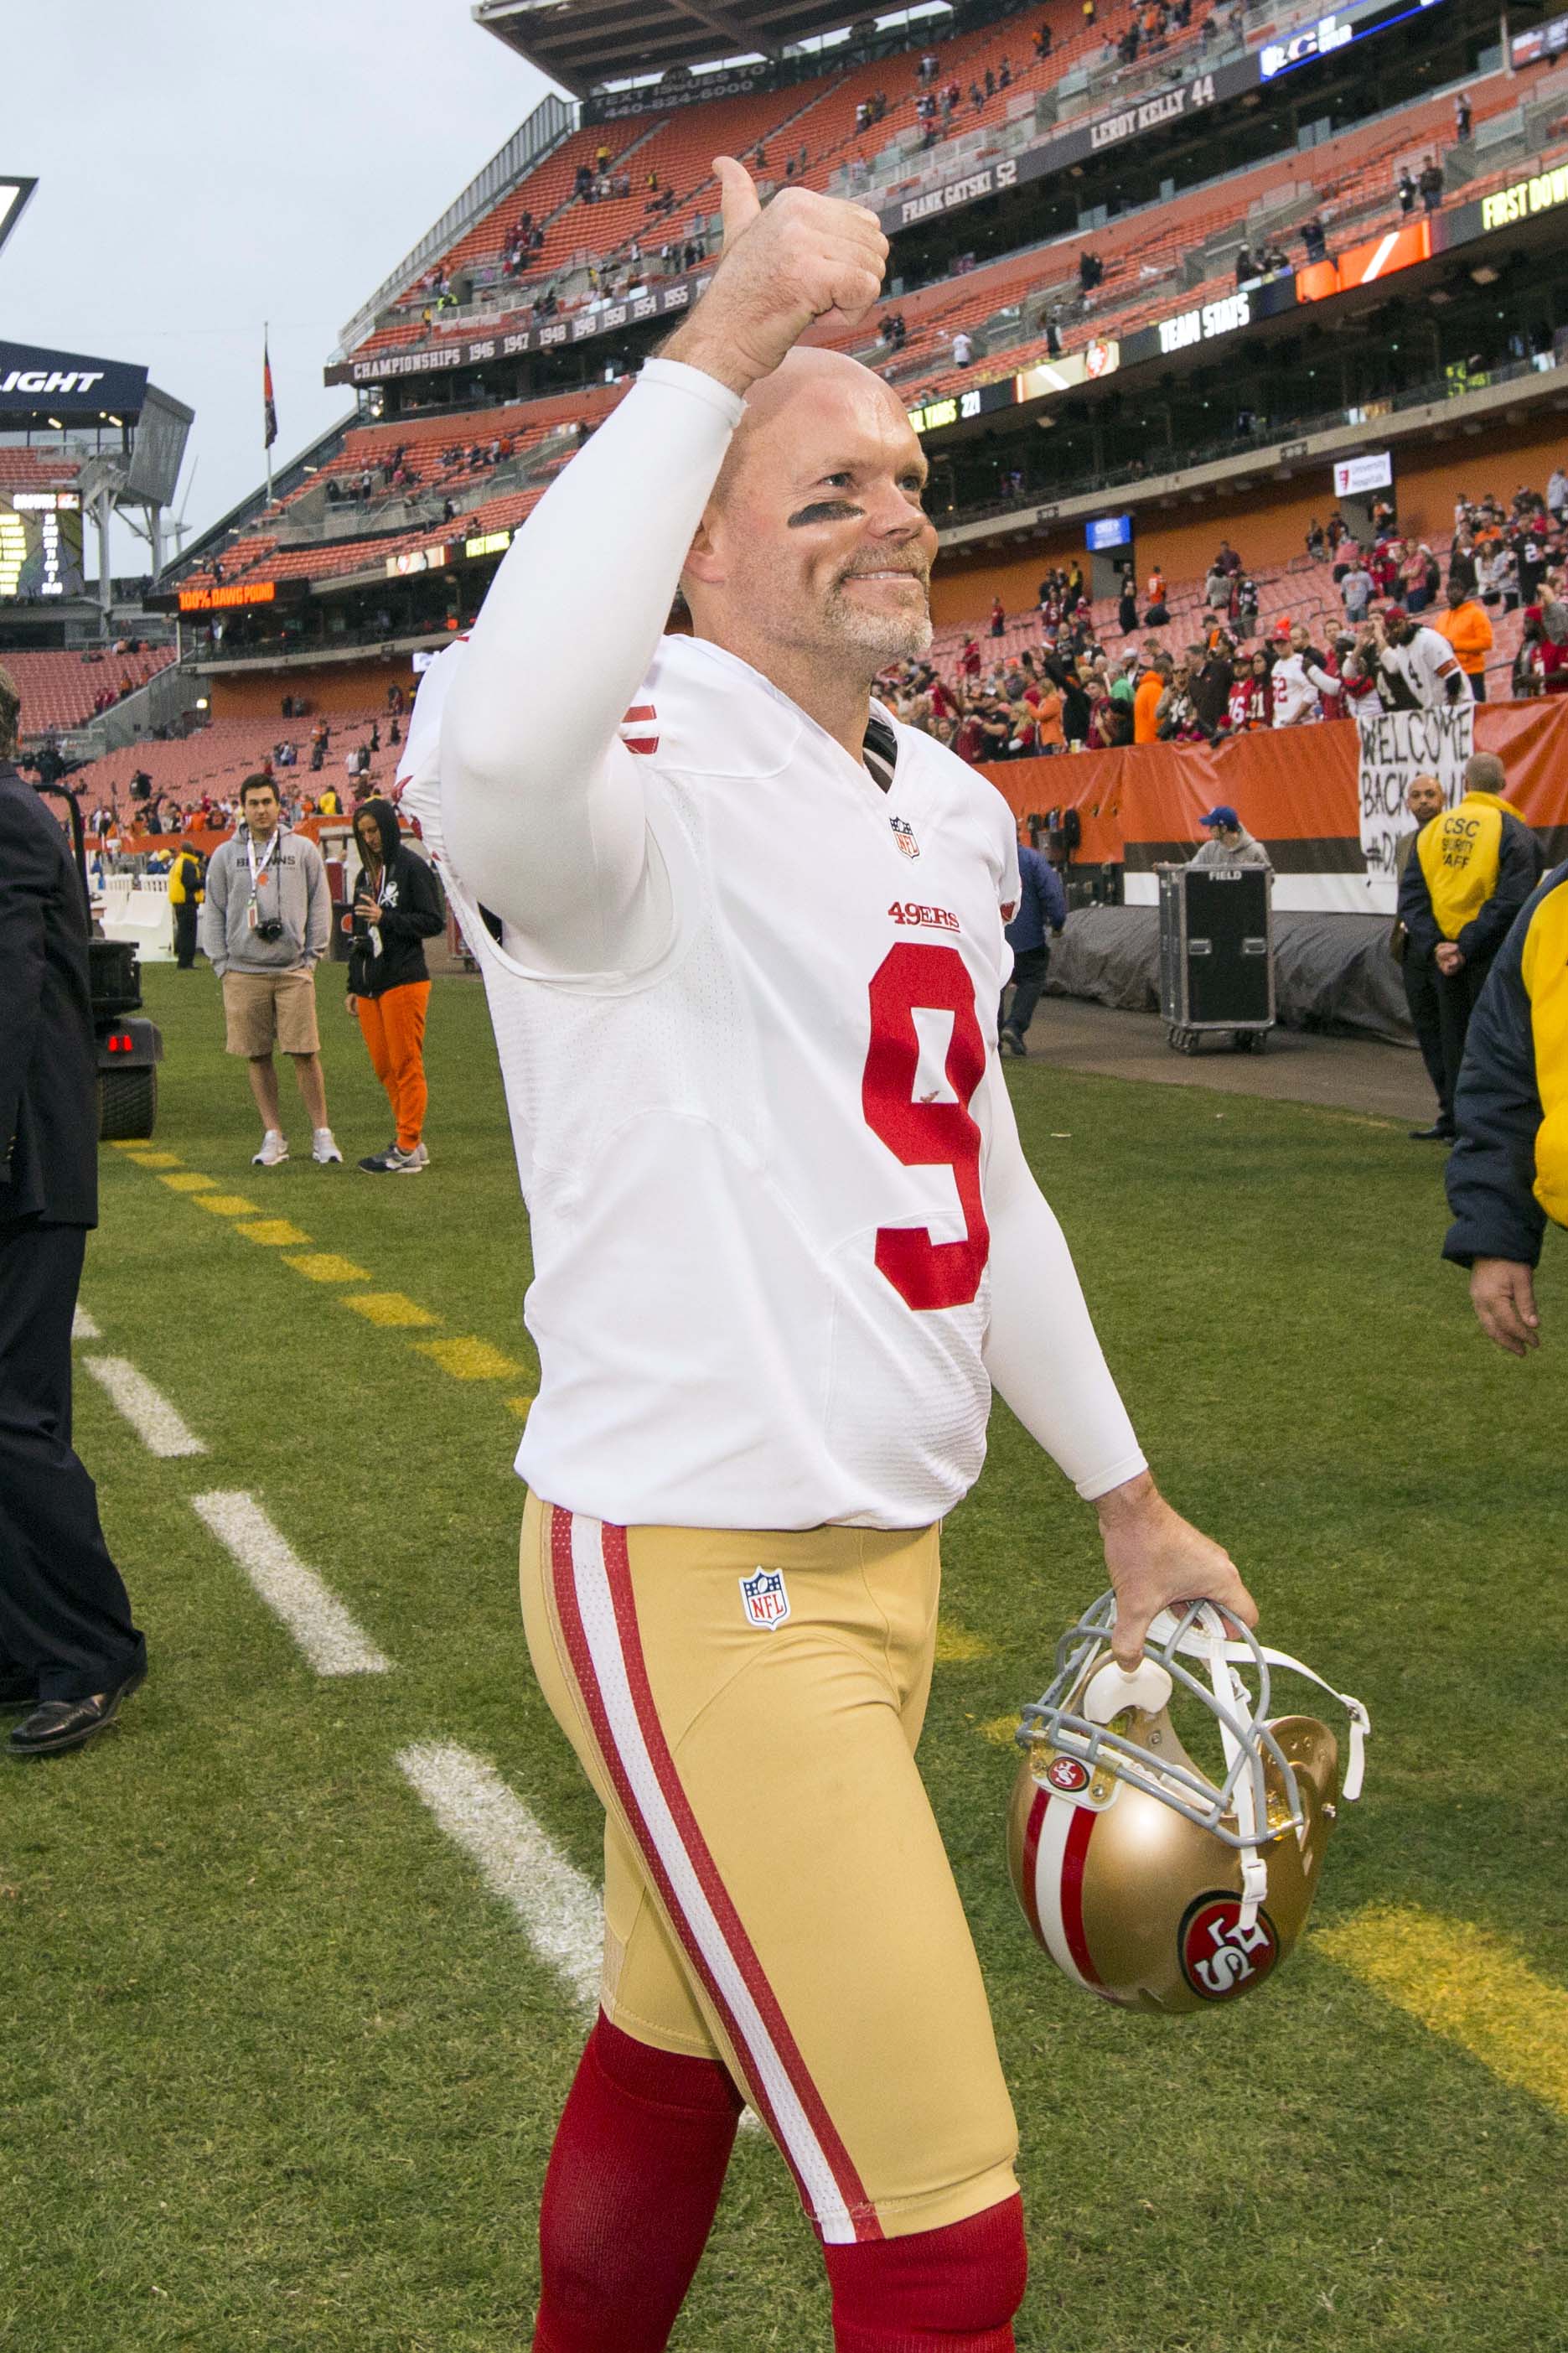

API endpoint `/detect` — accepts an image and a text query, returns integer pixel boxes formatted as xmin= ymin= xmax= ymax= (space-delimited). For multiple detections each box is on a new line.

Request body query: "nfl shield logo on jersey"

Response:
xmin=740 ymin=1567 xmax=790 ymax=1630
xmin=890 ymin=815 xmax=920 ymax=858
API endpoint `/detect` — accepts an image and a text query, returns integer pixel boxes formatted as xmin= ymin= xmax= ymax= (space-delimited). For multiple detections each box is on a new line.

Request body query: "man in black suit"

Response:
xmin=0 ymin=665 xmax=147 ymax=1758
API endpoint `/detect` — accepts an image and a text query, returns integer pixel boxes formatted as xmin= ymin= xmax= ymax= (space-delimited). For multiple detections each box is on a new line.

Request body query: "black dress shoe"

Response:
xmin=1409 ymin=1123 xmax=1457 ymax=1142
xmin=0 ymin=1667 xmax=36 ymax=1708
xmin=8 ymin=1664 xmax=146 ymax=1758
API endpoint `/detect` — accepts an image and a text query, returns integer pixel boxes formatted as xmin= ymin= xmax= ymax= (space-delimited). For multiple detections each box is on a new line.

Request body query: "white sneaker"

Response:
xmin=312 ymin=1128 xmax=344 ymax=1165
xmin=252 ymin=1131 xmax=288 ymax=1168
xmin=410 ymin=1140 xmax=429 ymax=1169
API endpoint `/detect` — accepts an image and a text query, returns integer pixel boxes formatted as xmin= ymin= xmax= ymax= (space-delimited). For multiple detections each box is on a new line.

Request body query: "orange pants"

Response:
xmin=355 ymin=980 xmax=429 ymax=1150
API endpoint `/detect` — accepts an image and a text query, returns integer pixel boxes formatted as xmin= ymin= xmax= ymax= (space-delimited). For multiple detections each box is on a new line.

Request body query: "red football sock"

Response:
xmin=824 ymin=2194 xmax=1028 ymax=2352
xmin=532 ymin=2012 xmax=743 ymax=2353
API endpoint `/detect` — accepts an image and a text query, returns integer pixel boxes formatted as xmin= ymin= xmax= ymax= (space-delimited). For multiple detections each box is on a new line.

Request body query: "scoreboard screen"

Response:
xmin=0 ymin=490 xmax=86 ymax=599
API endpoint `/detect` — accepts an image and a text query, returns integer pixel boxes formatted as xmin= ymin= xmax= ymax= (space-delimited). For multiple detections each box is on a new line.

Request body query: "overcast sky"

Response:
xmin=4 ymin=0 xmax=557 ymax=570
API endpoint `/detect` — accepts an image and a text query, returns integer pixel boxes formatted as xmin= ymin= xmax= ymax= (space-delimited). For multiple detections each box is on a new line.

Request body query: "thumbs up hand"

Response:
xmin=661 ymin=156 xmax=889 ymax=397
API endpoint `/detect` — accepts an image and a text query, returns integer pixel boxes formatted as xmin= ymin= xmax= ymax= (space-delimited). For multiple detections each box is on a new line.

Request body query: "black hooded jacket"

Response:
xmin=348 ymin=799 xmax=445 ymax=998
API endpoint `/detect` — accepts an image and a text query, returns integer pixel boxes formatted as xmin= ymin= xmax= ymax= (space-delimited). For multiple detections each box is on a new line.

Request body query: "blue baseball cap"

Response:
xmin=1199 ymin=806 xmax=1239 ymax=829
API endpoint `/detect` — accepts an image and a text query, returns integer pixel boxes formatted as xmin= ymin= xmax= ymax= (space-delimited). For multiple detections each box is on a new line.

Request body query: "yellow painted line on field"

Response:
xmin=1316 ymin=1904 xmax=1568 ymax=2121
xmin=110 ymin=1139 xmax=148 ymax=1151
xmin=343 ymin=1292 xmax=440 ymax=1329
xmin=159 ymin=1171 xmax=218 ymax=1194
xmin=417 ymin=1336 xmax=524 ymax=1381
xmin=978 ymin=1712 xmax=1021 ymax=1749
xmin=506 ymin=1395 xmax=535 ymax=1422
xmin=193 ymin=1194 xmax=261 ymax=1217
xmin=234 ymin=1219 xmax=313 ymax=1248
xmin=123 ymin=1149 xmax=183 ymax=1169
xmin=285 ymin=1252 xmax=373 ymax=1284
xmin=934 ymin=1618 xmax=996 ymax=1664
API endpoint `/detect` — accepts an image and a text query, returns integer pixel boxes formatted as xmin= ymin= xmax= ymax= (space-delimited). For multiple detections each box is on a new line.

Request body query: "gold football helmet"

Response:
xmin=1007 ymin=1594 xmax=1369 ymax=2014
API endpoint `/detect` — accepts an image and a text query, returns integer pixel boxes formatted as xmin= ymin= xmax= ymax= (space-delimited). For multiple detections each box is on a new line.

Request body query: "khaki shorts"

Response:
xmin=520 ymin=1492 xmax=1019 ymax=2246
xmin=222 ymin=966 xmax=321 ymax=1057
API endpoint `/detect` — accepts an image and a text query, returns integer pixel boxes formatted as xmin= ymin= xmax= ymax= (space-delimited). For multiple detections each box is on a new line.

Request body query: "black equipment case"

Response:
xmin=1157 ymin=862 xmax=1275 ymax=1054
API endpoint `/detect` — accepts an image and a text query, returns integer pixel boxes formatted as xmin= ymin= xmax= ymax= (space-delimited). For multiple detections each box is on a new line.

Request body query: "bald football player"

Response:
xmin=410 ymin=158 xmax=1257 ymax=2353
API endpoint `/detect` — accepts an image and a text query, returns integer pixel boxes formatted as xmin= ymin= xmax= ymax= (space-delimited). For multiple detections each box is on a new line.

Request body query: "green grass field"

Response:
xmin=4 ymin=962 xmax=1566 ymax=2353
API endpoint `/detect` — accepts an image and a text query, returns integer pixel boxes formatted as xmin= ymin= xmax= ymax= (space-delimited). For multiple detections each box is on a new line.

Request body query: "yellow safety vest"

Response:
xmin=1416 ymin=791 xmax=1513 ymax=941
xmin=1521 ymin=875 xmax=1568 ymax=1227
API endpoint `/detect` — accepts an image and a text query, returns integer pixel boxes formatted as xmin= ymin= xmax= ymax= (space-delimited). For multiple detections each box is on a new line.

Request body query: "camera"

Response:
xmin=255 ymin=918 xmax=286 ymax=944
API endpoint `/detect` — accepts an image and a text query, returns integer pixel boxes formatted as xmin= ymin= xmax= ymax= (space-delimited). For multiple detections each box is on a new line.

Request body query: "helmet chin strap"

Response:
xmin=1147 ymin=1603 xmax=1371 ymax=1929
xmin=1147 ymin=1605 xmax=1370 ymax=1807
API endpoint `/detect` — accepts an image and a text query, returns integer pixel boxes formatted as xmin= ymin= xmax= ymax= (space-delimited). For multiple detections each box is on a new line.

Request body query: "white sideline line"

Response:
xmin=192 ymin=1490 xmax=391 ymax=1677
xmin=73 ymin=1307 xmax=101 ymax=1340
xmin=395 ymin=1741 xmax=762 ymax=2133
xmin=81 ymin=1355 xmax=207 ymax=1458
xmin=396 ymin=1741 xmax=603 ymax=2008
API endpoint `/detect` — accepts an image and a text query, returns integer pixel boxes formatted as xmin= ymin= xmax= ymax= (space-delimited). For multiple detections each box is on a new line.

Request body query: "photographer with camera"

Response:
xmin=344 ymin=798 xmax=443 ymax=1174
xmin=200 ymin=775 xmax=341 ymax=1167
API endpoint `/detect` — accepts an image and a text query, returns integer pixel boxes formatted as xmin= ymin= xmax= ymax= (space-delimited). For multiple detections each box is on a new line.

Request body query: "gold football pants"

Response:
xmin=520 ymin=1493 xmax=1019 ymax=2245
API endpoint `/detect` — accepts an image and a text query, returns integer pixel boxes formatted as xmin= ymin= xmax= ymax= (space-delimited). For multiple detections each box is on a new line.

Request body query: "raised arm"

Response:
xmin=439 ymin=158 xmax=888 ymax=977
xmin=438 ymin=360 xmax=744 ymax=974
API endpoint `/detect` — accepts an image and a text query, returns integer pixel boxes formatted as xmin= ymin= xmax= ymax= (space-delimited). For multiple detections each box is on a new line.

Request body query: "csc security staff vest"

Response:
xmin=1521 ymin=873 xmax=1568 ymax=1226
xmin=1417 ymin=790 xmax=1511 ymax=940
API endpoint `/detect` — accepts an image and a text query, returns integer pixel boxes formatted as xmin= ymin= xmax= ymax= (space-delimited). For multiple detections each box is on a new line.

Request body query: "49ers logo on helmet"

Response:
xmin=1043 ymin=1754 xmax=1090 ymax=1794
xmin=1179 ymin=1895 xmax=1280 ymax=2003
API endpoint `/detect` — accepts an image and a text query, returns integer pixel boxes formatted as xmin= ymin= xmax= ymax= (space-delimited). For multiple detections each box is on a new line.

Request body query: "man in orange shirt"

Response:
xmin=1133 ymin=656 xmax=1165 ymax=744
xmin=1433 ymin=585 xmax=1495 ymax=699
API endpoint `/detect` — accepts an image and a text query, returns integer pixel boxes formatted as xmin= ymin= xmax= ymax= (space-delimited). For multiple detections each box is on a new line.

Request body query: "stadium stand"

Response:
xmin=5 ymin=646 xmax=178 ymax=734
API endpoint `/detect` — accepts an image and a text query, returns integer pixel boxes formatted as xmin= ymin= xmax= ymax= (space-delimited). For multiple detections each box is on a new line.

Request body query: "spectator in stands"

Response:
xmin=998 ymin=840 xmax=1067 ymax=1058
xmin=1403 ymin=542 xmax=1440 ymax=614
xmin=1192 ymin=805 xmax=1271 ymax=868
xmin=1133 ymin=650 xmax=1167 ymax=744
xmin=1418 ymin=155 xmax=1444 ymax=212
xmin=1117 ymin=570 xmax=1139 ymax=636
xmin=1234 ymin=244 xmax=1255 ymax=287
xmin=1191 ymin=635 xmax=1234 ymax=739
xmin=1433 ymin=586 xmax=1494 ymax=700
xmin=1341 ymin=553 xmax=1373 ymax=625
xmin=1269 ymin=633 xmax=1321 ymax=726
xmin=953 ymin=329 xmax=974 ymax=368
xmin=989 ymin=594 xmax=1006 ymax=637
xmin=1228 ymin=651 xmax=1270 ymax=732
xmin=1454 ymin=92 xmax=1472 ymax=142
xmin=1301 ymin=216 xmax=1327 ymax=265
xmin=1548 ymin=464 xmax=1568 ymax=525
xmin=1398 ymin=752 xmax=1540 ymax=1144
xmin=1305 ymin=517 xmax=1327 ymax=560
xmin=1395 ymin=166 xmax=1416 ymax=215
xmin=199 ymin=776 xmax=339 ymax=1169
xmin=1035 ymin=20 xmax=1052 ymax=55
xmin=1078 ymin=251 xmax=1103 ymax=296
xmin=1144 ymin=564 xmax=1168 ymax=626
xmin=1374 ymin=607 xmax=1472 ymax=709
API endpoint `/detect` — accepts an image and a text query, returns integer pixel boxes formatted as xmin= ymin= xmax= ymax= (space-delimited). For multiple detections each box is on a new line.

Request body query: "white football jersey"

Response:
xmin=402 ymin=631 xmax=1021 ymax=1532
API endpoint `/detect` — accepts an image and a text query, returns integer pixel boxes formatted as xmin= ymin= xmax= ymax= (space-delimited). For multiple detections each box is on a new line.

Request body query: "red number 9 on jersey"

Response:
xmin=862 ymin=940 xmax=989 ymax=1313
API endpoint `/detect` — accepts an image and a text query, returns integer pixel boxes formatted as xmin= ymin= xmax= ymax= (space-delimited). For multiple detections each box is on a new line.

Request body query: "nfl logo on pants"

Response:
xmin=740 ymin=1567 xmax=790 ymax=1629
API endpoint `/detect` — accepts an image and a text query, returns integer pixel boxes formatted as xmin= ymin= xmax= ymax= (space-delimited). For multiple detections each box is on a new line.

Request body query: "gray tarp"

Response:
xmin=1044 ymin=909 xmax=1414 ymax=1044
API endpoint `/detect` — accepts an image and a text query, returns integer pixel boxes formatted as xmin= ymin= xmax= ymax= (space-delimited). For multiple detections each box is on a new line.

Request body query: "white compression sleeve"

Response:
xmin=439 ymin=356 xmax=744 ymax=972
xmin=981 ymin=1065 xmax=1149 ymax=1501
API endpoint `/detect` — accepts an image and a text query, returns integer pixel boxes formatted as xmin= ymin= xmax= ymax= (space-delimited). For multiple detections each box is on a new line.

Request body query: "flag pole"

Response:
xmin=264 ymin=320 xmax=274 ymax=510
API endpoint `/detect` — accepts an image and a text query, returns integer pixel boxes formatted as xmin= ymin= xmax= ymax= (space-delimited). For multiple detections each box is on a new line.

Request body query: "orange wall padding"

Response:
xmin=979 ymin=699 xmax=1568 ymax=858
xmin=205 ymin=653 xmax=427 ymax=718
xmin=930 ymin=416 xmax=1568 ymax=625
